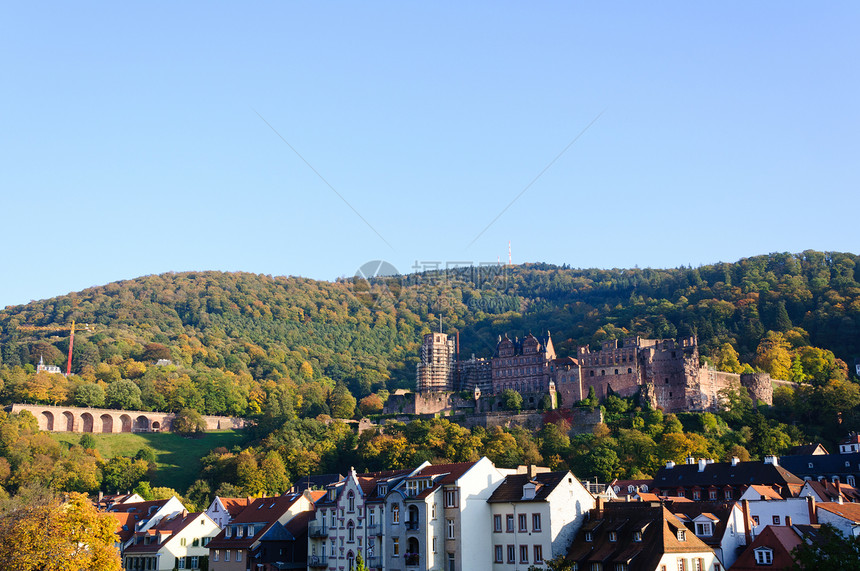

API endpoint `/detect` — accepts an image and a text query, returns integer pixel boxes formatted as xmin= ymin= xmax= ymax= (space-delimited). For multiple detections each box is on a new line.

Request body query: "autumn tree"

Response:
xmin=0 ymin=489 xmax=121 ymax=571
xmin=329 ymin=382 xmax=356 ymax=419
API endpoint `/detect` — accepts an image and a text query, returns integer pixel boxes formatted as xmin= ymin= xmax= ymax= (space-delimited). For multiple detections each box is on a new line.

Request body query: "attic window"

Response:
xmin=608 ymin=531 xmax=617 ymax=542
xmin=754 ymin=548 xmax=773 ymax=565
xmin=676 ymin=529 xmax=686 ymax=541
xmin=809 ymin=463 xmax=814 ymax=468
xmin=695 ymin=522 xmax=713 ymax=537
xmin=633 ymin=531 xmax=642 ymax=542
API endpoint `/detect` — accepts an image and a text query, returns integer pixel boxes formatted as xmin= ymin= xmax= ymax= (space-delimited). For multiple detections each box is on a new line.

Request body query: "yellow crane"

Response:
xmin=17 ymin=320 xmax=95 ymax=375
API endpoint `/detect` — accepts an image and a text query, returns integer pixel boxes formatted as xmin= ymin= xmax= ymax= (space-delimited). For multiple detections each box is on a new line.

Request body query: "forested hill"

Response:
xmin=0 ymin=250 xmax=858 ymax=417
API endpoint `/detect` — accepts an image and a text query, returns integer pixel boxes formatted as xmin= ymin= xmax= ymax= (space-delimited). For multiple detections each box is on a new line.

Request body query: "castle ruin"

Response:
xmin=412 ymin=333 xmax=774 ymax=415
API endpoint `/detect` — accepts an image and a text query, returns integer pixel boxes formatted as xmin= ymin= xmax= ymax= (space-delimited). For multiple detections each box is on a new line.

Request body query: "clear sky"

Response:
xmin=1 ymin=2 xmax=857 ymax=308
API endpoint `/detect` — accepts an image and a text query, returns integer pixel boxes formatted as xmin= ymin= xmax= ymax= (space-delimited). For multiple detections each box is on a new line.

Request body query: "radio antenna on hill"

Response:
xmin=508 ymin=240 xmax=512 ymax=266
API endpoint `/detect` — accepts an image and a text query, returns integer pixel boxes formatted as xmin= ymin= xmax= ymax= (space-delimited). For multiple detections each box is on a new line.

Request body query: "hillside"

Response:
xmin=0 ymin=251 xmax=857 ymax=420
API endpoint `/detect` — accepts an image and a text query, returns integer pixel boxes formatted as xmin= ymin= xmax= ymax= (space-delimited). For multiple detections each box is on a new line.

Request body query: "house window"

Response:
xmin=331 ymin=510 xmax=337 ymax=527
xmin=709 ymin=490 xmax=717 ymax=500
xmin=393 ymin=538 xmax=400 ymax=556
xmin=633 ymin=531 xmax=642 ymax=542
xmin=724 ymin=489 xmax=733 ymax=500
xmin=236 ymin=551 xmax=242 ymax=562
xmin=849 ymin=476 xmax=856 ymax=487
xmin=179 ymin=558 xmax=186 ymax=569
xmin=448 ymin=552 xmax=456 ymax=571
xmin=431 ymin=503 xmax=437 ymax=520
xmin=447 ymin=518 xmax=456 ymax=539
xmin=432 ymin=536 xmax=437 ymax=552
xmin=752 ymin=516 xmax=760 ymax=526
xmin=773 ymin=515 xmax=780 ymax=525
xmin=609 ymin=531 xmax=617 ymax=542
xmin=369 ymin=507 xmax=375 ymax=526
xmin=494 ymin=514 xmax=502 ymax=532
xmin=585 ymin=531 xmax=593 ymax=542
xmin=507 ymin=545 xmax=516 ymax=563
xmin=506 ymin=514 xmax=515 ymax=532
xmin=534 ymin=545 xmax=543 ymax=563
xmin=695 ymin=522 xmax=713 ymax=536
xmin=520 ymin=545 xmax=529 ymax=563
xmin=693 ymin=558 xmax=703 ymax=571
xmin=519 ymin=514 xmax=528 ymax=532
xmin=214 ymin=551 xmax=219 ymax=562
xmin=348 ymin=491 xmax=355 ymax=512
xmin=392 ymin=504 xmax=400 ymax=524
xmin=532 ymin=513 xmax=542 ymax=532
xmin=677 ymin=559 xmax=686 ymax=571
xmin=693 ymin=490 xmax=701 ymax=500
xmin=754 ymin=548 xmax=773 ymax=565
xmin=495 ymin=545 xmax=503 ymax=563
xmin=225 ymin=550 xmax=230 ymax=562
xmin=445 ymin=489 xmax=459 ymax=508
xmin=347 ymin=520 xmax=355 ymax=542
xmin=677 ymin=529 xmax=686 ymax=541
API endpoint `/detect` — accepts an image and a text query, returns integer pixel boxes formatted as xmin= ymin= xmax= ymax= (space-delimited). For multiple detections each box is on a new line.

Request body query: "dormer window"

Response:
xmin=608 ymin=531 xmax=617 ymax=542
xmin=225 ymin=527 xmax=232 ymax=538
xmin=754 ymin=547 xmax=774 ymax=565
xmin=633 ymin=531 xmax=642 ymax=542
xmin=676 ymin=529 xmax=686 ymax=541
xmin=695 ymin=522 xmax=713 ymax=536
xmin=585 ymin=532 xmax=593 ymax=542
xmin=378 ymin=484 xmax=387 ymax=496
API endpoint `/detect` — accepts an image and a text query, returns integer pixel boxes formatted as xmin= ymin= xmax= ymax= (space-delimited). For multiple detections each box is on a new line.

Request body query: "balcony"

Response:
xmin=405 ymin=553 xmax=420 ymax=566
xmin=308 ymin=555 xmax=329 ymax=567
xmin=366 ymin=523 xmax=381 ymax=535
xmin=308 ymin=523 xmax=328 ymax=538
xmin=406 ymin=520 xmax=420 ymax=531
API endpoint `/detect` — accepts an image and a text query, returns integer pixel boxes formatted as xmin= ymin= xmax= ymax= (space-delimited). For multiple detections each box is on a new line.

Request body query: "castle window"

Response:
xmin=665 ymin=378 xmax=669 ymax=384
xmin=601 ymin=370 xmax=605 ymax=376
xmin=614 ymin=369 xmax=618 ymax=375
xmin=628 ymin=368 xmax=632 ymax=374
xmin=590 ymin=371 xmax=594 ymax=377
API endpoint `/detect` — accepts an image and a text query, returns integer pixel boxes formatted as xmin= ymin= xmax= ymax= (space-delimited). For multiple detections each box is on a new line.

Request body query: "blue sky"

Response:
xmin=1 ymin=2 xmax=857 ymax=308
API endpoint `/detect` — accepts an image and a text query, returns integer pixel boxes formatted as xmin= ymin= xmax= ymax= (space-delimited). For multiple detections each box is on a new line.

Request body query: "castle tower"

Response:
xmin=416 ymin=333 xmax=456 ymax=392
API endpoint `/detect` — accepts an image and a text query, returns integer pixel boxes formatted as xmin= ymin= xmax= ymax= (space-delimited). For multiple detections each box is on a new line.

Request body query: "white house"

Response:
xmin=738 ymin=486 xmax=816 ymax=536
xmin=122 ymin=511 xmax=220 ymax=571
xmin=816 ymin=502 xmax=860 ymax=537
xmin=487 ymin=468 xmax=595 ymax=570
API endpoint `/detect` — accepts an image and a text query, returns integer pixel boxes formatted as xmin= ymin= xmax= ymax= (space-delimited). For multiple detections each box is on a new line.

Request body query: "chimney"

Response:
xmin=527 ymin=465 xmax=537 ymax=478
xmin=786 ymin=515 xmax=792 ymax=527
xmin=837 ymin=479 xmax=843 ymax=504
xmin=596 ymin=496 xmax=605 ymax=516
xmin=686 ymin=456 xmax=696 ymax=465
xmin=698 ymin=459 xmax=707 ymax=472
xmin=764 ymin=455 xmax=778 ymax=466
xmin=742 ymin=500 xmax=752 ymax=545
xmin=807 ymin=496 xmax=818 ymax=524
xmin=666 ymin=461 xmax=675 ymax=469
xmin=731 ymin=456 xmax=740 ymax=466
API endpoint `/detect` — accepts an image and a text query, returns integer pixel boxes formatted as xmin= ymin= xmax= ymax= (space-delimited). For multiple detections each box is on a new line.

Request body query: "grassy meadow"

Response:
xmin=51 ymin=430 xmax=248 ymax=492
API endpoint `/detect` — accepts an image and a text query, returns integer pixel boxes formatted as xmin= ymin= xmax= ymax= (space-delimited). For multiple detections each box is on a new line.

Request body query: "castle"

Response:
xmin=411 ymin=332 xmax=776 ymax=414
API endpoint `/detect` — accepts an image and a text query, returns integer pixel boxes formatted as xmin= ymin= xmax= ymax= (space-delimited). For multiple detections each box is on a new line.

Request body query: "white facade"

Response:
xmin=489 ymin=471 xmax=595 ymax=571
xmin=205 ymin=498 xmax=244 ymax=528
xmin=124 ymin=512 xmax=220 ymax=571
xmin=653 ymin=551 xmax=719 ymax=571
xmin=454 ymin=457 xmax=507 ymax=571
xmin=817 ymin=503 xmax=860 ymax=537
xmin=740 ymin=497 xmax=813 ymax=536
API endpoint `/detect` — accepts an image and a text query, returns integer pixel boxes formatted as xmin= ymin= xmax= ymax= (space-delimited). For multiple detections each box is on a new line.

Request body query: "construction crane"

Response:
xmin=17 ymin=320 xmax=94 ymax=376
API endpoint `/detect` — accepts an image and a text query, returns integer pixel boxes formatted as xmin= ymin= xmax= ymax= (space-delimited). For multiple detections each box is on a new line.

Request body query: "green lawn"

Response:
xmin=51 ymin=430 xmax=248 ymax=492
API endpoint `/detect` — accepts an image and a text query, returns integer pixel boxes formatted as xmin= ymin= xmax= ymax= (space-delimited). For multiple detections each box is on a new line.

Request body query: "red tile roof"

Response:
xmin=207 ymin=493 xmax=307 ymax=550
xmin=124 ymin=512 xmax=205 ymax=555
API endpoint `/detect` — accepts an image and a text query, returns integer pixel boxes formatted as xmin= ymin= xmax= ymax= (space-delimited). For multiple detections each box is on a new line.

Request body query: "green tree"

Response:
xmin=329 ymin=382 xmax=356 ymax=419
xmin=260 ymin=451 xmax=290 ymax=494
xmin=105 ymin=380 xmax=142 ymax=410
xmin=101 ymin=457 xmax=149 ymax=492
xmin=79 ymin=433 xmax=97 ymax=450
xmin=792 ymin=523 xmax=860 ymax=570
xmin=74 ymin=383 xmax=106 ymax=408
xmin=500 ymin=389 xmax=523 ymax=413
xmin=172 ymin=408 xmax=206 ymax=437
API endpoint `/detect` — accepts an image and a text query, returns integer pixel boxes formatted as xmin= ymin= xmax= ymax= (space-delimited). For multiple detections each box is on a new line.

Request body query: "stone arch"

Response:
xmin=120 ymin=414 xmax=132 ymax=433
xmin=100 ymin=414 xmax=114 ymax=433
xmin=134 ymin=415 xmax=150 ymax=432
xmin=151 ymin=421 xmax=160 ymax=431
xmin=62 ymin=411 xmax=75 ymax=432
xmin=40 ymin=411 xmax=55 ymax=431
xmin=81 ymin=412 xmax=94 ymax=433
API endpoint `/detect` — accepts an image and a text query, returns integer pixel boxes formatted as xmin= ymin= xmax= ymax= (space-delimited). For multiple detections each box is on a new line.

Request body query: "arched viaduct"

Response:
xmin=9 ymin=404 xmax=244 ymax=433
